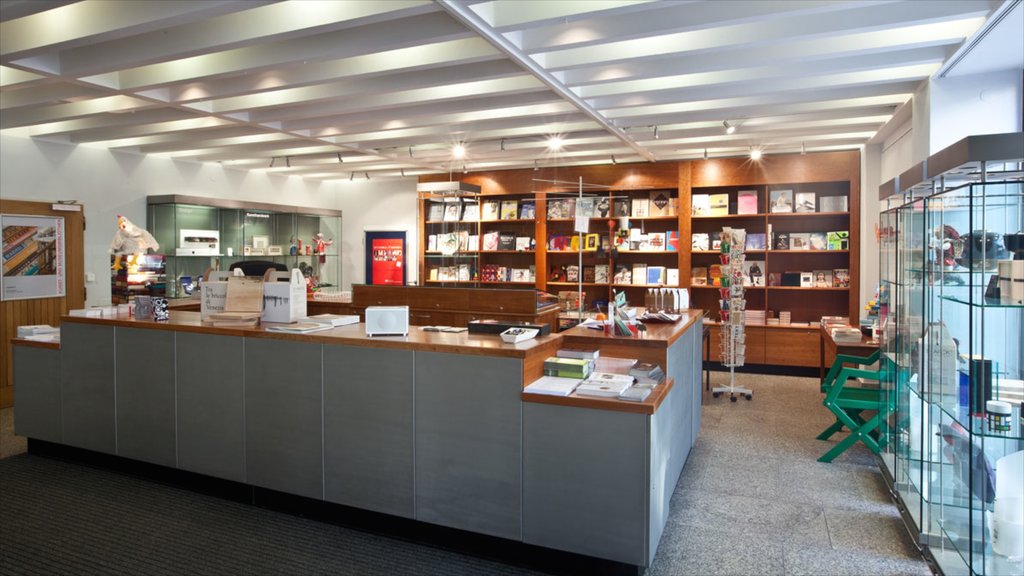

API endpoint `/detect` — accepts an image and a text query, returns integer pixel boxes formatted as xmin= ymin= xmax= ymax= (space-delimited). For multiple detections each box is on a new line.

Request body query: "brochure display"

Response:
xmin=712 ymin=227 xmax=752 ymax=402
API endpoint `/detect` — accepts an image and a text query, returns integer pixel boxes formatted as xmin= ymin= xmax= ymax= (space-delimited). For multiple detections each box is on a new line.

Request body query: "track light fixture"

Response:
xmin=337 ymin=153 xmax=343 ymax=164
xmin=723 ymin=120 xmax=736 ymax=134
xmin=653 ymin=125 xmax=659 ymax=140
xmin=349 ymin=172 xmax=355 ymax=181
xmin=611 ymin=155 xmax=618 ymax=165
xmin=285 ymin=156 xmax=291 ymax=168
xmin=703 ymin=148 xmax=708 ymax=160
xmin=269 ymin=157 xmax=276 ymax=168
xmin=500 ymin=138 xmax=506 ymax=151
xmin=409 ymin=145 xmax=414 ymax=158
xmin=750 ymin=146 xmax=762 ymax=161
xmin=364 ymin=172 xmax=370 ymax=180
xmin=400 ymin=168 xmax=406 ymax=177
xmin=801 ymin=142 xmax=806 ymax=155
xmin=534 ymin=160 xmax=539 ymax=171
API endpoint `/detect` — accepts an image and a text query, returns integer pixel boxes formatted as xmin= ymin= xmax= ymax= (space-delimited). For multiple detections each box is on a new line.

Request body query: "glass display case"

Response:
xmin=879 ymin=133 xmax=1024 ymax=576
xmin=147 ymin=196 xmax=342 ymax=298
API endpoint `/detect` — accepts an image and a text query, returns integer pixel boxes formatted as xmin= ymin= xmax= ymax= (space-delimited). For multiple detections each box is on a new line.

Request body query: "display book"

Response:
xmin=877 ymin=133 xmax=1024 ymax=576
xmin=525 ymin=348 xmax=663 ymax=402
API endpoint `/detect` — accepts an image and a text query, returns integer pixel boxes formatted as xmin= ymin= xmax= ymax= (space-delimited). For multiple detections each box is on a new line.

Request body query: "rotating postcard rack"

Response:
xmin=712 ymin=227 xmax=753 ymax=402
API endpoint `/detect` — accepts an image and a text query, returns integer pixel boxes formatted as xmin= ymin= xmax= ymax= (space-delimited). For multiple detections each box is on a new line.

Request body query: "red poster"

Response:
xmin=370 ymin=238 xmax=404 ymax=285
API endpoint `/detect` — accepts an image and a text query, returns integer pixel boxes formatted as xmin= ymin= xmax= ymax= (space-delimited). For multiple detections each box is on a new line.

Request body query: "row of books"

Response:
xmin=428 ymin=231 xmax=536 ymax=253
xmin=692 ymin=230 xmax=848 ymax=251
xmin=549 ymin=191 xmax=678 ymax=219
xmin=427 ymin=199 xmax=535 ymax=222
xmin=427 ymin=264 xmax=537 ymax=283
xmin=612 ymin=265 xmax=680 ymax=286
xmin=692 ymin=190 xmax=848 ymax=216
xmin=551 ymin=264 xmax=610 ymax=283
xmin=549 ymin=231 xmax=680 ymax=252
xmin=692 ymin=265 xmax=848 ymax=287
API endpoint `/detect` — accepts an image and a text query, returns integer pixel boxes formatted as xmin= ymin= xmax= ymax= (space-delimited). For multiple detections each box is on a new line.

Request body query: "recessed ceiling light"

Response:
xmin=547 ymin=136 xmax=563 ymax=151
xmin=723 ymin=121 xmax=736 ymax=135
xmin=452 ymin=143 xmax=466 ymax=159
xmin=750 ymin=147 xmax=762 ymax=161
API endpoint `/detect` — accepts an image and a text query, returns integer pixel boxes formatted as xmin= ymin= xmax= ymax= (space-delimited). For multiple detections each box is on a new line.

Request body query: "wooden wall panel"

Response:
xmin=420 ymin=162 xmax=679 ymax=195
xmin=1 ymin=200 xmax=85 ymax=408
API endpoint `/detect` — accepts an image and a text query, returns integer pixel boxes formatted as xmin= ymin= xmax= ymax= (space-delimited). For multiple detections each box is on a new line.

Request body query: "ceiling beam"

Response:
xmin=435 ymin=0 xmax=657 ymax=162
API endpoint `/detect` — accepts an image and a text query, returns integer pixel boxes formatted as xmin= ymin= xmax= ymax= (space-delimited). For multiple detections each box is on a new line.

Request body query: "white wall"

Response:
xmin=860 ymin=143 xmax=882 ymax=312
xmin=1 ymin=134 xmax=417 ymax=305
xmin=928 ymin=69 xmax=1023 ymax=154
xmin=332 ymin=178 xmax=419 ymax=290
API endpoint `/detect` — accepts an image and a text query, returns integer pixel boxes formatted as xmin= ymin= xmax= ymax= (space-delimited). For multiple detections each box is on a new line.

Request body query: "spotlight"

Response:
xmin=723 ymin=120 xmax=735 ymax=135
xmin=452 ymin=143 xmax=466 ymax=159
xmin=349 ymin=172 xmax=354 ymax=181
xmin=400 ymin=168 xmax=406 ymax=177
xmin=337 ymin=153 xmax=343 ymax=164
xmin=546 ymin=136 xmax=563 ymax=151
xmin=653 ymin=125 xmax=659 ymax=139
xmin=703 ymin=148 xmax=708 ymax=160
xmin=750 ymin=147 xmax=762 ymax=161
xmin=364 ymin=172 xmax=370 ymax=180
xmin=285 ymin=156 xmax=291 ymax=168
xmin=269 ymin=157 xmax=276 ymax=168
xmin=801 ymin=142 xmax=806 ymax=155
xmin=408 ymin=145 xmax=414 ymax=158
xmin=611 ymin=155 xmax=618 ymax=165
xmin=462 ymin=164 xmax=467 ymax=174
xmin=534 ymin=160 xmax=539 ymax=171
xmin=500 ymin=138 xmax=506 ymax=151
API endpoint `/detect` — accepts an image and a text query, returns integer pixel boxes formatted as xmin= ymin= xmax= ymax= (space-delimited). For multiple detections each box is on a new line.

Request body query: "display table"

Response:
xmin=12 ymin=309 xmax=703 ymax=569
xmin=819 ymin=324 xmax=878 ymax=380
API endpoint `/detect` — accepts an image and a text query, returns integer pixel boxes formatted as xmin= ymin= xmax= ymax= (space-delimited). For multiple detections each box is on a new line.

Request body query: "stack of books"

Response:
xmin=544 ymin=357 xmax=593 ymax=379
xmin=744 ymin=310 xmax=766 ymax=325
xmin=630 ymin=362 xmax=664 ymax=387
xmin=830 ymin=326 xmax=864 ymax=344
xmin=306 ymin=314 xmax=359 ymax=327
xmin=576 ymin=372 xmax=634 ymax=398
xmin=779 ymin=311 xmax=792 ymax=325
xmin=523 ymin=376 xmax=581 ymax=397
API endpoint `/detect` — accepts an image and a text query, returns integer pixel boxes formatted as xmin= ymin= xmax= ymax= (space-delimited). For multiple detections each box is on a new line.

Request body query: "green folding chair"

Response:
xmin=817 ymin=351 xmax=890 ymax=463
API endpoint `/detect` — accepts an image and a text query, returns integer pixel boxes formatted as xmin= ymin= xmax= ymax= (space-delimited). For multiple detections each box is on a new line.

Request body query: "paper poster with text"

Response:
xmin=2 ymin=214 xmax=65 ymax=300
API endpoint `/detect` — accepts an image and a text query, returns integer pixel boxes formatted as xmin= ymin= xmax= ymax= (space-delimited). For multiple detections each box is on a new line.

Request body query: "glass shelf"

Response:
xmin=938 ymin=294 xmax=1024 ymax=308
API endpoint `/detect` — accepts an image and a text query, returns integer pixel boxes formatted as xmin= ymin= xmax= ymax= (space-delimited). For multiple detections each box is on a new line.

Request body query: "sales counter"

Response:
xmin=12 ymin=310 xmax=704 ymax=569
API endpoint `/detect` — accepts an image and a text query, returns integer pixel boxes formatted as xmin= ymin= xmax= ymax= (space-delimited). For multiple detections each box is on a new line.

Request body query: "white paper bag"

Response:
xmin=262 ymin=269 xmax=307 ymax=323
xmin=200 ymin=271 xmax=233 ymax=320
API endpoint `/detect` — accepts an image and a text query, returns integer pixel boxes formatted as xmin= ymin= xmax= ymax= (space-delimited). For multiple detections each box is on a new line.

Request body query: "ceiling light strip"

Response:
xmin=435 ymin=0 xmax=657 ymax=163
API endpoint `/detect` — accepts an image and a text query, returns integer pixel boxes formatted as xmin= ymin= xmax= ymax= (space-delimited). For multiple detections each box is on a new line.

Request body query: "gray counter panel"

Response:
xmin=176 ymin=332 xmax=245 ymax=482
xmin=13 ymin=345 xmax=62 ymax=443
xmin=323 ymin=345 xmax=414 ymax=518
xmin=244 ymin=338 xmax=323 ymax=499
xmin=115 ymin=327 xmax=176 ymax=467
xmin=523 ymin=402 xmax=649 ymax=565
xmin=60 ymin=322 xmax=116 ymax=454
xmin=414 ymin=351 xmax=522 ymax=540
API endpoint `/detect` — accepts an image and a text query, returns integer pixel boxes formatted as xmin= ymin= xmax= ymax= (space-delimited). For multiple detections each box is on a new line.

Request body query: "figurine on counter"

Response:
xmin=110 ymin=214 xmax=159 ymax=271
xmin=313 ymin=232 xmax=332 ymax=263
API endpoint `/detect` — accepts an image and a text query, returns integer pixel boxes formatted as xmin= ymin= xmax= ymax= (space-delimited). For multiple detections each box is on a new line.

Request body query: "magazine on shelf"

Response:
xmin=519 ymin=201 xmax=535 ymax=219
xmin=809 ymin=232 xmax=828 ymax=250
xmin=595 ymin=264 xmax=609 ymax=284
xmin=665 ymin=231 xmax=679 ymax=251
xmin=827 ymin=230 xmax=849 ymax=250
xmin=790 ymin=233 xmax=810 ymax=250
xmin=813 ymin=270 xmax=833 ymax=287
xmin=691 ymin=194 xmax=710 ymax=216
xmin=443 ymin=202 xmax=462 ymax=222
xmin=794 ymin=192 xmax=816 ymax=213
xmin=819 ymin=196 xmax=848 ymax=213
xmin=482 ymin=200 xmax=500 ymax=221
xmin=427 ymin=203 xmax=444 ymax=221
xmin=737 ymin=190 xmax=758 ymax=214
xmin=482 ymin=231 xmax=499 ymax=251
xmin=745 ymin=233 xmax=766 ymax=250
xmin=691 ymin=267 xmax=708 ymax=286
xmin=462 ymin=202 xmax=479 ymax=222
xmin=515 ymin=237 xmax=532 ymax=251
xmin=769 ymin=189 xmax=793 ymax=213
xmin=649 ymin=190 xmax=672 ymax=217
xmin=833 ymin=268 xmax=850 ymax=287
xmin=691 ymin=233 xmax=710 ymax=251
xmin=708 ymin=193 xmax=729 ymax=216
xmin=631 ymin=197 xmax=649 ymax=218
xmin=614 ymin=198 xmax=630 ymax=217
xmin=500 ymin=200 xmax=518 ymax=220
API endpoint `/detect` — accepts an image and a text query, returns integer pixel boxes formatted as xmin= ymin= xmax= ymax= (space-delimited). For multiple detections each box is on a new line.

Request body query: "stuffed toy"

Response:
xmin=110 ymin=214 xmax=159 ymax=270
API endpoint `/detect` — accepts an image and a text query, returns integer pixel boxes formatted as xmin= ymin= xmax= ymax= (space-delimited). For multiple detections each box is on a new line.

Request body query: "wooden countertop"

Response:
xmin=58 ymin=311 xmax=560 ymax=359
xmin=559 ymin=309 xmax=705 ymax=349
xmin=10 ymin=338 xmax=60 ymax=350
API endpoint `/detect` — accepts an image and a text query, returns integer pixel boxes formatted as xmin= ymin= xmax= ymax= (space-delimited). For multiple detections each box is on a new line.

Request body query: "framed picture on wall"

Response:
xmin=1 ymin=214 xmax=66 ymax=300
xmin=365 ymin=230 xmax=407 ymax=286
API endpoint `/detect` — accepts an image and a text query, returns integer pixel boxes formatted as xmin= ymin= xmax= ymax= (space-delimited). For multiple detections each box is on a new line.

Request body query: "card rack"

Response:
xmin=712 ymin=227 xmax=753 ymax=402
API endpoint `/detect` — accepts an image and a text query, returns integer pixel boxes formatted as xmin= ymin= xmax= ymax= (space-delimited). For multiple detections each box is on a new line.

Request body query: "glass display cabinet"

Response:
xmin=879 ymin=133 xmax=1023 ymax=576
xmin=147 ymin=195 xmax=342 ymax=298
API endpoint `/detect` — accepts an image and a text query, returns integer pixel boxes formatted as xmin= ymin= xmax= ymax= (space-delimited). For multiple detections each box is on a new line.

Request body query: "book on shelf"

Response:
xmin=833 ymin=268 xmax=850 ymax=287
xmin=511 ymin=267 xmax=532 ymax=283
xmin=497 ymin=232 xmax=516 ymax=251
xmin=691 ymin=233 xmax=710 ymax=251
xmin=708 ymin=193 xmax=729 ymax=216
xmin=584 ymin=233 xmax=600 ymax=251
xmin=595 ymin=264 xmax=609 ymax=284
xmin=769 ymin=189 xmax=793 ymax=213
xmin=631 ymin=263 xmax=647 ymax=285
xmin=613 ymin=198 xmax=630 ymax=217
xmin=647 ymin=266 xmax=666 ymax=285
xmin=595 ymin=197 xmax=612 ymax=218
xmin=458 ymin=264 xmax=471 ymax=281
xmin=438 ymin=232 xmax=459 ymax=255
xmin=665 ymin=268 xmax=678 ymax=286
xmin=737 ymin=190 xmax=758 ymax=214
xmin=813 ymin=270 xmax=833 ymax=287
xmin=827 ymin=230 xmax=849 ymax=250
xmin=576 ymin=373 xmax=634 ymax=397
xmin=794 ymin=192 xmax=816 ymax=213
xmin=307 ymin=314 xmax=360 ymax=327
xmin=665 ymin=231 xmax=680 ymax=251
xmin=709 ymin=264 xmax=723 ymax=286
xmin=462 ymin=202 xmax=479 ymax=222
xmin=773 ymin=232 xmax=790 ymax=250
xmin=767 ymin=272 xmax=781 ymax=286
xmin=809 ymin=232 xmax=827 ymax=250
xmin=456 ymin=230 xmax=470 ymax=251
xmin=576 ymin=197 xmax=596 ymax=218
xmin=583 ymin=265 xmax=595 ymax=283
xmin=710 ymin=231 xmax=722 ymax=250
xmin=819 ymin=195 xmax=848 ymax=213
xmin=547 ymin=199 xmax=568 ymax=219
xmin=482 ymin=231 xmax=499 ymax=251
xmin=427 ymin=203 xmax=444 ymax=221
xmin=500 ymin=200 xmax=518 ymax=220
xmin=631 ymin=197 xmax=649 ymax=218
xmin=800 ymin=272 xmax=814 ymax=287
xmin=691 ymin=267 xmax=708 ymax=286
xmin=519 ymin=201 xmax=535 ymax=219
xmin=648 ymin=190 xmax=672 ymax=217
xmin=482 ymin=200 xmax=500 ymax=221
xmin=443 ymin=202 xmax=462 ymax=222
xmin=427 ymin=234 xmax=437 ymax=252
xmin=646 ymin=233 xmax=667 ymax=251
xmin=565 ymin=264 xmax=579 ymax=282
xmin=691 ymin=194 xmax=710 ymax=216
xmin=745 ymin=233 xmax=766 ymax=250
xmin=790 ymin=232 xmax=810 ymax=250
xmin=515 ymin=237 xmax=531 ymax=251
xmin=467 ymin=235 xmax=479 ymax=251
xmin=613 ymin=265 xmax=632 ymax=284
xmin=429 ymin=268 xmax=438 ymax=281
xmin=741 ymin=260 xmax=765 ymax=287
xmin=781 ymin=272 xmax=801 ymax=286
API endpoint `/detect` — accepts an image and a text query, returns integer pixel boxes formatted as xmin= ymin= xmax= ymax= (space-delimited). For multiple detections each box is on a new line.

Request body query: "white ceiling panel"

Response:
xmin=0 ymin=0 xmax=1011 ymax=179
